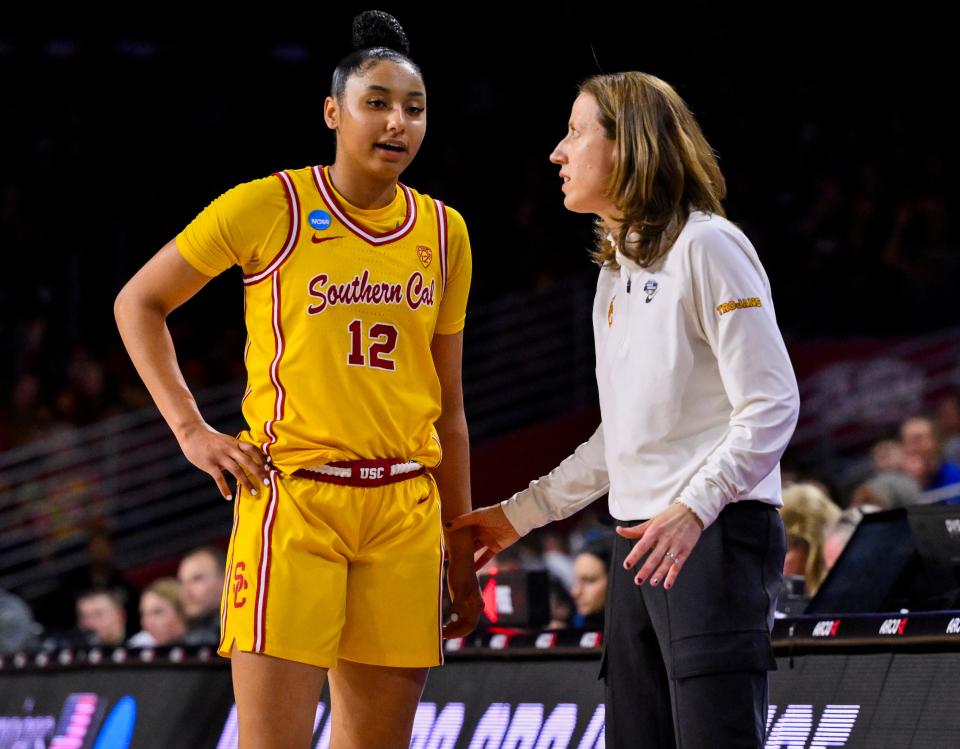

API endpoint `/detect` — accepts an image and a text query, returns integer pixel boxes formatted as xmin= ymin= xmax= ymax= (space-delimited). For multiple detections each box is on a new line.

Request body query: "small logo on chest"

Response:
xmin=311 ymin=234 xmax=343 ymax=244
xmin=643 ymin=279 xmax=659 ymax=303
xmin=417 ymin=245 xmax=433 ymax=268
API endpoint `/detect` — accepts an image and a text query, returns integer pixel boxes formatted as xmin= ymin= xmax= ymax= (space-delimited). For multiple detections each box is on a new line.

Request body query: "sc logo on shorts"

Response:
xmin=308 ymin=210 xmax=332 ymax=231
xmin=233 ymin=561 xmax=249 ymax=608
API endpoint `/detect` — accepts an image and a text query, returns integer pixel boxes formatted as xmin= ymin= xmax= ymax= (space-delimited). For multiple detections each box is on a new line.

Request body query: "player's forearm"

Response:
xmin=431 ymin=410 xmax=474 ymax=559
xmin=114 ymin=291 xmax=205 ymax=441
xmin=432 ymin=411 xmax=471 ymax=520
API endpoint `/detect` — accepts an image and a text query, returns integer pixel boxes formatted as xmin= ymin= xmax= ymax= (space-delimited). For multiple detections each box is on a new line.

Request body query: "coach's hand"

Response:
xmin=445 ymin=504 xmax=521 ymax=571
xmin=619 ymin=503 xmax=703 ymax=590
xmin=442 ymin=540 xmax=483 ymax=639
xmin=177 ymin=421 xmax=271 ymax=500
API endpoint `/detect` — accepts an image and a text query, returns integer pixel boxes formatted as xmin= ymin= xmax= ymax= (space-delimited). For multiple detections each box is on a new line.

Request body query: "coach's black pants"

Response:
xmin=600 ymin=501 xmax=786 ymax=749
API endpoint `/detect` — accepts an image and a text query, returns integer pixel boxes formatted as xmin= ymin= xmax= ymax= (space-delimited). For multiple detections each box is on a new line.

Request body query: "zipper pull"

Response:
xmin=626 ymin=276 xmax=632 ymax=294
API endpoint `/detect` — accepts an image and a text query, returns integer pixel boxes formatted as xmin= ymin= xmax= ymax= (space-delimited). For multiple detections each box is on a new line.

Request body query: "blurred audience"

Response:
xmin=570 ymin=540 xmax=611 ymax=631
xmin=76 ymin=589 xmax=127 ymax=647
xmin=901 ymin=416 xmax=960 ymax=504
xmin=178 ymin=546 xmax=226 ymax=646
xmin=128 ymin=577 xmax=188 ymax=648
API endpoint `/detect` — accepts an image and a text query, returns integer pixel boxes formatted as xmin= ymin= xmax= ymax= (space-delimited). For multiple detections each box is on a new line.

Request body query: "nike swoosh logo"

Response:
xmin=311 ymin=234 xmax=344 ymax=244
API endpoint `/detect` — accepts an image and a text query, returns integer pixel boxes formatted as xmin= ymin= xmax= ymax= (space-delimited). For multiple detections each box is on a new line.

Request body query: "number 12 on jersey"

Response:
xmin=347 ymin=320 xmax=398 ymax=371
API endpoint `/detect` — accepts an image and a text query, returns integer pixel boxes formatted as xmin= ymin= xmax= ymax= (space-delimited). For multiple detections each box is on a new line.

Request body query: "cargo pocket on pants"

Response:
xmin=669 ymin=630 xmax=776 ymax=680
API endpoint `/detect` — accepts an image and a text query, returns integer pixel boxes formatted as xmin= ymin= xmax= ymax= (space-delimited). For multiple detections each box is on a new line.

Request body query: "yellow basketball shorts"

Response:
xmin=217 ymin=467 xmax=444 ymax=669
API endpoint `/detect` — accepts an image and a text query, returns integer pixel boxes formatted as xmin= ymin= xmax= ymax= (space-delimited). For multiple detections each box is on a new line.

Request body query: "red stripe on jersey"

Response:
xmin=312 ymin=165 xmax=417 ymax=245
xmin=254 ymin=470 xmax=280 ymax=652
xmin=240 ymin=333 xmax=253 ymax=408
xmin=243 ymin=171 xmax=301 ymax=286
xmin=434 ymin=200 xmax=448 ymax=295
xmin=260 ymin=273 xmax=287 ymax=457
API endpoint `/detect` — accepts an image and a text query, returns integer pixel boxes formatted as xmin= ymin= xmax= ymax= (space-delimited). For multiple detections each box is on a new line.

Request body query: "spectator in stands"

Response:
xmin=128 ymin=578 xmax=188 ymax=648
xmin=570 ymin=541 xmax=610 ymax=630
xmin=901 ymin=416 xmax=960 ymax=504
xmin=177 ymin=546 xmax=225 ymax=646
xmin=76 ymin=589 xmax=126 ymax=647
xmin=780 ymin=483 xmax=841 ymax=597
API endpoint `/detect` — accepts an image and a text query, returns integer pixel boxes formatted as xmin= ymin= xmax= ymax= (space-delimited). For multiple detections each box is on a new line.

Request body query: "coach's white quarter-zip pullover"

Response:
xmin=502 ymin=211 xmax=800 ymax=533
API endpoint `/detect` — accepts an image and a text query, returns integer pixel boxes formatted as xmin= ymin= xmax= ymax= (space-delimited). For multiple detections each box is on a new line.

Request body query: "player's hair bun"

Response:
xmin=352 ymin=10 xmax=410 ymax=56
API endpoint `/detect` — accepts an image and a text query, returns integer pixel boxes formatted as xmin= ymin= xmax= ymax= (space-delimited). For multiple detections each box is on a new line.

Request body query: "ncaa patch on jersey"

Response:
xmin=417 ymin=246 xmax=433 ymax=268
xmin=308 ymin=209 xmax=332 ymax=231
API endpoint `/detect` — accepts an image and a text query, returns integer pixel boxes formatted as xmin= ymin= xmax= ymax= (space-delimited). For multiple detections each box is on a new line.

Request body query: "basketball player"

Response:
xmin=114 ymin=12 xmax=482 ymax=748
xmin=448 ymin=73 xmax=800 ymax=747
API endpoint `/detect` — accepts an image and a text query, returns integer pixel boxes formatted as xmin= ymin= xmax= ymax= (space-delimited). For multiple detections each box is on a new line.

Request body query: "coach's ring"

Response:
xmin=664 ymin=551 xmax=679 ymax=564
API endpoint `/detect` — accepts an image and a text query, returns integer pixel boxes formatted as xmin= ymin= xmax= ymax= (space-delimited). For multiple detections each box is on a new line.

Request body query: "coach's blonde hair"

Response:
xmin=580 ymin=72 xmax=726 ymax=268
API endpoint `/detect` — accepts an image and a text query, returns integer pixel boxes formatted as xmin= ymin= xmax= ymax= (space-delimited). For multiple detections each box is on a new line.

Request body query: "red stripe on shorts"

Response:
xmin=254 ymin=470 xmax=280 ymax=652
xmin=218 ymin=487 xmax=242 ymax=653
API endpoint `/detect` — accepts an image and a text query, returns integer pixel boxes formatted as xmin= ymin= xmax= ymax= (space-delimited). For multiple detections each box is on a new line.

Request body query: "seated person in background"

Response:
xmin=177 ymin=546 xmax=225 ymax=646
xmin=76 ymin=589 xmax=126 ymax=647
xmin=128 ymin=578 xmax=188 ymax=648
xmin=570 ymin=541 xmax=611 ymax=631
xmin=780 ymin=483 xmax=841 ymax=598
xmin=901 ymin=416 xmax=960 ymax=504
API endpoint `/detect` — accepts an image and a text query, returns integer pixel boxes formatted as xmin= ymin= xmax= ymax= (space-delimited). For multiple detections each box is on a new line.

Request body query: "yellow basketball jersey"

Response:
xmin=175 ymin=165 xmax=472 ymax=472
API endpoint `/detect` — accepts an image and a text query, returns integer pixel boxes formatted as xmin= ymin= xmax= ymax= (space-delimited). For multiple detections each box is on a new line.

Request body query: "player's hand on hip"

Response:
xmin=442 ymin=555 xmax=483 ymax=640
xmin=176 ymin=422 xmax=271 ymax=500
xmin=618 ymin=503 xmax=704 ymax=590
xmin=445 ymin=504 xmax=521 ymax=571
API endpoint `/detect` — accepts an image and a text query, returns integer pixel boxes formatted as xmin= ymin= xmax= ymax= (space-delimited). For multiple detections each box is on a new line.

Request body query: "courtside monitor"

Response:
xmin=808 ymin=505 xmax=960 ymax=614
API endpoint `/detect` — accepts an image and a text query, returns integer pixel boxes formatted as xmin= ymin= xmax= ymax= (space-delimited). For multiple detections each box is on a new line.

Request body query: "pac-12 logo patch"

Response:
xmin=417 ymin=246 xmax=433 ymax=268
xmin=308 ymin=209 xmax=332 ymax=231
xmin=643 ymin=279 xmax=659 ymax=303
